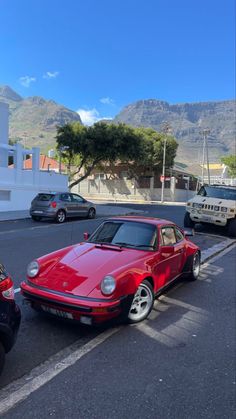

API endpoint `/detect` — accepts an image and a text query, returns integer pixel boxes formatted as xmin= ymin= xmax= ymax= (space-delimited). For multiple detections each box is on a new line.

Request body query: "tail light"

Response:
xmin=0 ymin=277 xmax=14 ymax=300
xmin=51 ymin=201 xmax=57 ymax=208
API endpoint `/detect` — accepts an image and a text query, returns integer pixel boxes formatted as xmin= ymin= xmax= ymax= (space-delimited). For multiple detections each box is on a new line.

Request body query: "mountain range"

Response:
xmin=0 ymin=85 xmax=235 ymax=165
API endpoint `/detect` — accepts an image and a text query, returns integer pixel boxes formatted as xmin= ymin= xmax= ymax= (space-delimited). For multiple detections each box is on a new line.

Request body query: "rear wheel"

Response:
xmin=0 ymin=342 xmax=5 ymax=375
xmin=56 ymin=209 xmax=66 ymax=223
xmin=128 ymin=279 xmax=154 ymax=323
xmin=31 ymin=216 xmax=42 ymax=221
xmin=87 ymin=208 xmax=96 ymax=219
xmin=228 ymin=218 xmax=236 ymax=238
xmin=184 ymin=212 xmax=195 ymax=228
xmin=187 ymin=251 xmax=200 ymax=281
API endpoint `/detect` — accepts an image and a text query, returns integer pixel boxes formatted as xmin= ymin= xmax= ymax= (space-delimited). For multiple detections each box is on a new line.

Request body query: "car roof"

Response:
xmin=105 ymin=216 xmax=175 ymax=227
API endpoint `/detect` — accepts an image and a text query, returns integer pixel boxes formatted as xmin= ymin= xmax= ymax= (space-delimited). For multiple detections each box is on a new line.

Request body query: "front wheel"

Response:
xmin=0 ymin=342 xmax=5 ymax=375
xmin=128 ymin=279 xmax=154 ymax=323
xmin=184 ymin=212 xmax=195 ymax=228
xmin=228 ymin=218 xmax=236 ymax=238
xmin=87 ymin=208 xmax=96 ymax=219
xmin=187 ymin=251 xmax=200 ymax=281
xmin=56 ymin=209 xmax=66 ymax=223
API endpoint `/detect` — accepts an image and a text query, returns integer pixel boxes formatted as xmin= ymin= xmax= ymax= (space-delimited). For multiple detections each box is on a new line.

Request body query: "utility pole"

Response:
xmin=161 ymin=122 xmax=172 ymax=203
xmin=200 ymin=129 xmax=210 ymax=185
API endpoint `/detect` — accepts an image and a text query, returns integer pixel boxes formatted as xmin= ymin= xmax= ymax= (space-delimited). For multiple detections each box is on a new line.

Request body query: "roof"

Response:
xmin=106 ymin=216 xmax=175 ymax=226
xmin=23 ymin=155 xmax=66 ymax=171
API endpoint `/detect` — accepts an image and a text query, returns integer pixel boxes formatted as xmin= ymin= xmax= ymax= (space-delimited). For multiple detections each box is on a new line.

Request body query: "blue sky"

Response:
xmin=0 ymin=0 xmax=235 ymax=124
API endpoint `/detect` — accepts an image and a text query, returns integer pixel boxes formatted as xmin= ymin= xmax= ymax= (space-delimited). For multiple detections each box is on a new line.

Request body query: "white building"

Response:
xmin=0 ymin=102 xmax=68 ymax=212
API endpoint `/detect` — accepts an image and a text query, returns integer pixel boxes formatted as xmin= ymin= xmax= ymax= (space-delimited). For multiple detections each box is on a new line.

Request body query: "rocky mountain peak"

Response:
xmin=0 ymin=85 xmax=22 ymax=102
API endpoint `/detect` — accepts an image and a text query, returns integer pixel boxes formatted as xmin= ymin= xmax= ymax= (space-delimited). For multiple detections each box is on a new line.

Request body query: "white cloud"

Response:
xmin=100 ymin=96 xmax=115 ymax=105
xmin=77 ymin=108 xmax=112 ymax=126
xmin=19 ymin=76 xmax=36 ymax=87
xmin=43 ymin=71 xmax=59 ymax=79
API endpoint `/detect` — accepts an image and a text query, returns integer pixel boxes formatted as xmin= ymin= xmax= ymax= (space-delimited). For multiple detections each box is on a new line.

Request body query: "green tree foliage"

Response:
xmin=56 ymin=122 xmax=178 ymax=188
xmin=221 ymin=155 xmax=236 ymax=177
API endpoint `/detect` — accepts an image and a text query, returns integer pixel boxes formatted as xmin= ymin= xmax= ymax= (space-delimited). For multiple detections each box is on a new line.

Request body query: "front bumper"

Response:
xmin=21 ymin=281 xmax=133 ymax=325
xmin=188 ymin=210 xmax=229 ymax=226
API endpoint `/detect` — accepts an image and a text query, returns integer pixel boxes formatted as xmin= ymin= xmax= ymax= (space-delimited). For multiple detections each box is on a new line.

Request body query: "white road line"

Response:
xmin=0 ymin=326 xmax=121 ymax=416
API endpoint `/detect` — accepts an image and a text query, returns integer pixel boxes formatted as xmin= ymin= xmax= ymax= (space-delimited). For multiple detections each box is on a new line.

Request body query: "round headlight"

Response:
xmin=101 ymin=276 xmax=116 ymax=295
xmin=27 ymin=261 xmax=39 ymax=278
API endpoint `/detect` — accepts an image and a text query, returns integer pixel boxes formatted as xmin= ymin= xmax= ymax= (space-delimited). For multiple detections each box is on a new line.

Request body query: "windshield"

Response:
xmin=198 ymin=186 xmax=236 ymax=201
xmin=88 ymin=221 xmax=157 ymax=250
xmin=36 ymin=193 xmax=55 ymax=201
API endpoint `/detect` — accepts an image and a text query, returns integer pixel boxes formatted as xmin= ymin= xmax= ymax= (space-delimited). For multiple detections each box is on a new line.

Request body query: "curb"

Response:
xmin=201 ymin=238 xmax=236 ymax=264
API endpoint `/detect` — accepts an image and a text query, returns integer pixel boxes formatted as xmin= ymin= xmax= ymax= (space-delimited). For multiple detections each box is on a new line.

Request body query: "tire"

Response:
xmin=184 ymin=212 xmax=195 ymax=228
xmin=187 ymin=251 xmax=200 ymax=281
xmin=228 ymin=218 xmax=236 ymax=238
xmin=87 ymin=208 xmax=96 ymax=219
xmin=31 ymin=216 xmax=42 ymax=221
xmin=56 ymin=209 xmax=66 ymax=223
xmin=128 ymin=279 xmax=154 ymax=324
xmin=0 ymin=342 xmax=5 ymax=376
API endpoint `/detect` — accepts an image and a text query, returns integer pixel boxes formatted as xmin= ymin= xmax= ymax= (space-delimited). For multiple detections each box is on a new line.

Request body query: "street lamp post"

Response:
xmin=161 ymin=122 xmax=172 ymax=203
xmin=200 ymin=129 xmax=210 ymax=185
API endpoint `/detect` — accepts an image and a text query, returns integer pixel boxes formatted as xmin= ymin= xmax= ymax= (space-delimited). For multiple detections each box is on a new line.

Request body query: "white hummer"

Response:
xmin=184 ymin=185 xmax=236 ymax=237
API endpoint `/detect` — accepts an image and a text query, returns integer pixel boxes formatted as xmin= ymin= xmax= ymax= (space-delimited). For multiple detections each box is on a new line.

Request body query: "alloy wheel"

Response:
xmin=128 ymin=282 xmax=154 ymax=323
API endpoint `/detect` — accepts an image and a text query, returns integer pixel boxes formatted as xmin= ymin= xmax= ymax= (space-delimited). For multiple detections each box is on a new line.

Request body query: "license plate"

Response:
xmin=40 ymin=305 xmax=73 ymax=319
xmin=201 ymin=215 xmax=211 ymax=222
xmin=33 ymin=210 xmax=43 ymax=214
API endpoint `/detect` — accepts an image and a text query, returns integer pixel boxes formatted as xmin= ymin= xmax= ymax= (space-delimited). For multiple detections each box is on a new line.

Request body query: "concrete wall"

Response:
xmin=0 ymin=168 xmax=68 ymax=211
xmin=72 ymin=178 xmax=195 ymax=202
xmin=0 ymin=102 xmax=9 ymax=167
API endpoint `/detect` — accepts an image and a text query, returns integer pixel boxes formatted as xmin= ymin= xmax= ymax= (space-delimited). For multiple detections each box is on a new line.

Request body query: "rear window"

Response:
xmin=35 ymin=193 xmax=55 ymax=201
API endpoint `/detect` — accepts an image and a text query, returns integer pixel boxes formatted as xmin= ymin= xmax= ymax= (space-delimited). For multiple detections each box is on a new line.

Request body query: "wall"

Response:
xmin=0 ymin=167 xmax=68 ymax=211
xmin=72 ymin=178 xmax=195 ymax=202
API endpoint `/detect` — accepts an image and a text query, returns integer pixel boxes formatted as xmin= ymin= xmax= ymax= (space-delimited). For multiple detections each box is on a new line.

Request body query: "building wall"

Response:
xmin=72 ymin=178 xmax=195 ymax=202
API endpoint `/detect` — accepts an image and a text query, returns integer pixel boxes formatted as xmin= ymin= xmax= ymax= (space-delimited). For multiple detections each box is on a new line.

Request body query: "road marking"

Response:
xmin=0 ymin=326 xmax=121 ymax=415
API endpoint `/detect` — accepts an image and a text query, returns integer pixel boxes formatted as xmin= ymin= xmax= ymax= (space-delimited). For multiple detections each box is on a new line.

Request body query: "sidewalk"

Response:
xmin=0 ymin=204 xmax=145 ymax=222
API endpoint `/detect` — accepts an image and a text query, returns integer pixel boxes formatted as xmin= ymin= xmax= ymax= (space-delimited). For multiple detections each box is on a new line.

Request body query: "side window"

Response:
xmin=161 ymin=227 xmax=176 ymax=246
xmin=60 ymin=193 xmax=71 ymax=202
xmin=175 ymin=227 xmax=184 ymax=242
xmin=71 ymin=194 xmax=84 ymax=203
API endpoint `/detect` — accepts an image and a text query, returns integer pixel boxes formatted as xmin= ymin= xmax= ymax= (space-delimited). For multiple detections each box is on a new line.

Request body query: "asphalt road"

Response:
xmin=0 ymin=203 xmax=234 ymax=417
xmin=1 ymin=244 xmax=235 ymax=418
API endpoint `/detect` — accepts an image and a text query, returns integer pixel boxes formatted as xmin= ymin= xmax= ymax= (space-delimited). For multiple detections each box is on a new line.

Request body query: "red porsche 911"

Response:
xmin=21 ymin=217 xmax=200 ymax=325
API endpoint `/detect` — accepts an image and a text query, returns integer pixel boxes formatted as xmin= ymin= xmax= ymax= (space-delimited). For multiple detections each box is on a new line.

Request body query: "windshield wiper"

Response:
xmin=114 ymin=242 xmax=155 ymax=249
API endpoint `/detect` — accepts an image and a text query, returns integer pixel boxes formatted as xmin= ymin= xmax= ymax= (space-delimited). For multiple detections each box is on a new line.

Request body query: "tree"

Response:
xmin=221 ymin=155 xmax=236 ymax=177
xmin=56 ymin=122 xmax=178 ymax=188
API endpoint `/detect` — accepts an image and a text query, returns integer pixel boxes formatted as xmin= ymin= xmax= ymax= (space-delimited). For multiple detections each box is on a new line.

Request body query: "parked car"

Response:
xmin=0 ymin=263 xmax=21 ymax=375
xmin=30 ymin=192 xmax=96 ymax=223
xmin=21 ymin=217 xmax=200 ymax=326
xmin=184 ymin=185 xmax=236 ymax=237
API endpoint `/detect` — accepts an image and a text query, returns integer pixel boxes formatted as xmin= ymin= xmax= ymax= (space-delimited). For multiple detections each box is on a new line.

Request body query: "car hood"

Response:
xmin=32 ymin=243 xmax=143 ymax=297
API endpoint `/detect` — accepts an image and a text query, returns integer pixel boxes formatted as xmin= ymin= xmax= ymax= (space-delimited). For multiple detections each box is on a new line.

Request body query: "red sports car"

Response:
xmin=21 ymin=217 xmax=200 ymax=325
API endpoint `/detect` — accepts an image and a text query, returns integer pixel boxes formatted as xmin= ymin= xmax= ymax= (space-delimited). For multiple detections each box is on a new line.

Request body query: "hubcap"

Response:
xmin=89 ymin=209 xmax=95 ymax=218
xmin=58 ymin=211 xmax=65 ymax=222
xmin=128 ymin=283 xmax=153 ymax=322
xmin=193 ymin=253 xmax=200 ymax=278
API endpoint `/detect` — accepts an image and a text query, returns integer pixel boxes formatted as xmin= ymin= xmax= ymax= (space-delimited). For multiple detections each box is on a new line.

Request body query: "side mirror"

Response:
xmin=161 ymin=245 xmax=174 ymax=254
xmin=83 ymin=232 xmax=90 ymax=240
xmin=184 ymin=229 xmax=194 ymax=237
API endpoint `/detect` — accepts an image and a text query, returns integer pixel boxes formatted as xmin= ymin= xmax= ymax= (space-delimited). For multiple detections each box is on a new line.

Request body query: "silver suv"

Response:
xmin=30 ymin=192 xmax=96 ymax=223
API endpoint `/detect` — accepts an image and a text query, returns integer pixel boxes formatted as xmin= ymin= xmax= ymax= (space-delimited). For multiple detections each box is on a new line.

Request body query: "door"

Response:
xmin=70 ymin=194 xmax=88 ymax=216
xmin=158 ymin=226 xmax=183 ymax=286
xmin=59 ymin=193 xmax=75 ymax=216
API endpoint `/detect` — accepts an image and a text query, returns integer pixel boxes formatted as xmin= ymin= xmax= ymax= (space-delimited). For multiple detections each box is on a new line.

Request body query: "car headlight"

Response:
xmin=27 ymin=261 xmax=39 ymax=278
xmin=100 ymin=275 xmax=116 ymax=295
xmin=192 ymin=203 xmax=198 ymax=208
xmin=221 ymin=207 xmax=227 ymax=212
xmin=214 ymin=206 xmax=219 ymax=211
